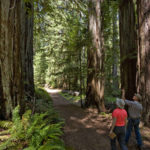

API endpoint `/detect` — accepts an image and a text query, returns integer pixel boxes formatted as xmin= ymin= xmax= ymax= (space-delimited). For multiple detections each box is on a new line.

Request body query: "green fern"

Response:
xmin=23 ymin=146 xmax=36 ymax=150
xmin=0 ymin=121 xmax=12 ymax=129
xmin=0 ymin=108 xmax=65 ymax=150
xmin=0 ymin=130 xmax=10 ymax=135
xmin=0 ymin=88 xmax=66 ymax=150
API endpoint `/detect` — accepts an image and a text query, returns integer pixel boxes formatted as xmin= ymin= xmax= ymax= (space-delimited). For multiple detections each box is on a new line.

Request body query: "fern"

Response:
xmin=23 ymin=146 xmax=36 ymax=150
xmin=0 ymin=88 xmax=66 ymax=150
xmin=0 ymin=121 xmax=12 ymax=129
xmin=0 ymin=108 xmax=65 ymax=150
xmin=0 ymin=130 xmax=10 ymax=135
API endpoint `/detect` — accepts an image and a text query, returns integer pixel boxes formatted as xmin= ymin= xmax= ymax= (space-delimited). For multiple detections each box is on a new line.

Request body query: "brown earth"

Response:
xmin=47 ymin=89 xmax=150 ymax=150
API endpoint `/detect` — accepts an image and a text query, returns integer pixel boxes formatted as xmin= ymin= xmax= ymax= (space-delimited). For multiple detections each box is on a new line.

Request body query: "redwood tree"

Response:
xmin=119 ymin=0 xmax=137 ymax=99
xmin=137 ymin=0 xmax=150 ymax=124
xmin=85 ymin=0 xmax=105 ymax=112
xmin=112 ymin=4 xmax=119 ymax=91
xmin=0 ymin=0 xmax=34 ymax=119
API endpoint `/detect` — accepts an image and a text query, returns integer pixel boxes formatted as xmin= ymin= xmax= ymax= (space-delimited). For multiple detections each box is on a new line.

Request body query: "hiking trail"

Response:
xmin=46 ymin=89 xmax=150 ymax=150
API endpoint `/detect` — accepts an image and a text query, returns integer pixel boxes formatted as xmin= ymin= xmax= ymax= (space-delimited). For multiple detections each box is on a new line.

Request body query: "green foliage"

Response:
xmin=100 ymin=112 xmax=106 ymax=116
xmin=34 ymin=0 xmax=88 ymax=92
xmin=35 ymin=87 xmax=51 ymax=103
xmin=102 ymin=0 xmax=120 ymax=98
xmin=33 ymin=0 xmax=121 ymax=99
xmin=0 ymin=106 xmax=65 ymax=150
xmin=34 ymin=87 xmax=61 ymax=123
xmin=0 ymin=121 xmax=12 ymax=129
xmin=0 ymin=88 xmax=65 ymax=150
xmin=105 ymin=96 xmax=118 ymax=103
xmin=33 ymin=0 xmax=122 ymax=107
xmin=34 ymin=52 xmax=48 ymax=86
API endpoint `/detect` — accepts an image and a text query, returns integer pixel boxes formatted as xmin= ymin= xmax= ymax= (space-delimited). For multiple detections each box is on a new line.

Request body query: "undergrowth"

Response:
xmin=0 ymin=87 xmax=65 ymax=150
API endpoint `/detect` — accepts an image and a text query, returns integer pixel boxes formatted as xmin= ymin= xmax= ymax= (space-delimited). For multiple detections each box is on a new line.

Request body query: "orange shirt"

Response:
xmin=112 ymin=108 xmax=127 ymax=126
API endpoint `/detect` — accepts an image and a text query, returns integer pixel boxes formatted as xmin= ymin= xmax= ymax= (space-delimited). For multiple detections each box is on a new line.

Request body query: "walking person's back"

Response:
xmin=110 ymin=99 xmax=128 ymax=150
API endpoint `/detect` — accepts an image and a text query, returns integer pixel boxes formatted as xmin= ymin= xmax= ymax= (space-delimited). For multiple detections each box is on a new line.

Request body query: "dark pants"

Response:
xmin=125 ymin=118 xmax=142 ymax=146
xmin=111 ymin=126 xmax=128 ymax=150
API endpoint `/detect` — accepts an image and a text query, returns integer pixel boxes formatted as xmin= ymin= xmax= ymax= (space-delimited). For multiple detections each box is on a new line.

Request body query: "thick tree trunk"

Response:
xmin=137 ymin=0 xmax=150 ymax=124
xmin=85 ymin=0 xmax=105 ymax=112
xmin=119 ymin=0 xmax=137 ymax=99
xmin=0 ymin=0 xmax=34 ymax=119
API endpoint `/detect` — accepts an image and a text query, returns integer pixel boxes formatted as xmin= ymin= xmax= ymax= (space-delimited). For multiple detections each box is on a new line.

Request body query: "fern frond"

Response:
xmin=0 ymin=121 xmax=13 ymax=129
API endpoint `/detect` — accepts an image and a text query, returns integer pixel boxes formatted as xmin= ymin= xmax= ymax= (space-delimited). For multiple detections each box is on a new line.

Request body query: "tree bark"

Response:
xmin=137 ymin=0 xmax=150 ymax=124
xmin=119 ymin=0 xmax=137 ymax=99
xmin=112 ymin=8 xmax=119 ymax=91
xmin=85 ymin=0 xmax=105 ymax=112
xmin=24 ymin=2 xmax=34 ymax=98
xmin=0 ymin=0 xmax=34 ymax=119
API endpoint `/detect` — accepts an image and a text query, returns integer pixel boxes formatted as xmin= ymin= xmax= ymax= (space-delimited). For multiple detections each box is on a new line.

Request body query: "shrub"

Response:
xmin=0 ymin=88 xmax=65 ymax=150
xmin=0 ymin=106 xmax=65 ymax=150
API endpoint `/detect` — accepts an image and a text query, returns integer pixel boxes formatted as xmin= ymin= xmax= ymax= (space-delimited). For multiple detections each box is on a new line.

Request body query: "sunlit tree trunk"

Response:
xmin=112 ymin=8 xmax=119 ymax=91
xmin=119 ymin=0 xmax=137 ymax=99
xmin=137 ymin=0 xmax=150 ymax=124
xmin=0 ymin=0 xmax=34 ymax=119
xmin=85 ymin=0 xmax=105 ymax=112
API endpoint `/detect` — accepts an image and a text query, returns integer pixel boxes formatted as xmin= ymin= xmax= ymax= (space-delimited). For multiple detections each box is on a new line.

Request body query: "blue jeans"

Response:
xmin=125 ymin=118 xmax=142 ymax=146
xmin=111 ymin=126 xmax=128 ymax=150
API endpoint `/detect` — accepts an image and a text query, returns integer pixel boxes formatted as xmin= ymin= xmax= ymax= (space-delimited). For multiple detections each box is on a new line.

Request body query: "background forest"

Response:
xmin=0 ymin=0 xmax=150 ymax=149
xmin=34 ymin=0 xmax=150 ymax=123
xmin=34 ymin=0 xmax=120 ymax=110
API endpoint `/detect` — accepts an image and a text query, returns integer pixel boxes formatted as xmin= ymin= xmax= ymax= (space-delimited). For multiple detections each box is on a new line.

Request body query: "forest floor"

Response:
xmin=46 ymin=88 xmax=150 ymax=150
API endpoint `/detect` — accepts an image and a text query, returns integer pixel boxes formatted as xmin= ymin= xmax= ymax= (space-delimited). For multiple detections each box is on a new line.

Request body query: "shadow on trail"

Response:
xmin=47 ymin=89 xmax=150 ymax=150
xmin=50 ymin=92 xmax=110 ymax=150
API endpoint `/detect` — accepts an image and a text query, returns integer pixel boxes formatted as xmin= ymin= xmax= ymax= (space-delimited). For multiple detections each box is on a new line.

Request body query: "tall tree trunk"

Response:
xmin=112 ymin=8 xmax=119 ymax=91
xmin=119 ymin=0 xmax=137 ymax=99
xmin=24 ymin=2 xmax=34 ymax=98
xmin=0 ymin=0 xmax=34 ymax=119
xmin=79 ymin=48 xmax=83 ymax=108
xmin=137 ymin=0 xmax=150 ymax=124
xmin=85 ymin=0 xmax=105 ymax=112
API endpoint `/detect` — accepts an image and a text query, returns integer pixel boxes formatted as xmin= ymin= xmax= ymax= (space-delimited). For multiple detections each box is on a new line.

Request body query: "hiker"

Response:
xmin=110 ymin=98 xmax=128 ymax=150
xmin=122 ymin=93 xmax=143 ymax=150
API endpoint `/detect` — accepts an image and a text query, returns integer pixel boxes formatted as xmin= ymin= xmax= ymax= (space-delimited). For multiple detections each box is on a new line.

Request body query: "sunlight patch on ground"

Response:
xmin=45 ymin=88 xmax=62 ymax=93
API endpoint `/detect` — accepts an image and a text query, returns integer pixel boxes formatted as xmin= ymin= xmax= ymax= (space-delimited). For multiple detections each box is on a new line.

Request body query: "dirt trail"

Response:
xmin=47 ymin=89 xmax=150 ymax=150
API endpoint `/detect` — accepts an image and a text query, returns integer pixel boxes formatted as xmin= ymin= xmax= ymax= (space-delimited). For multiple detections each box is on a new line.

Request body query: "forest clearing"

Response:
xmin=0 ymin=0 xmax=150 ymax=150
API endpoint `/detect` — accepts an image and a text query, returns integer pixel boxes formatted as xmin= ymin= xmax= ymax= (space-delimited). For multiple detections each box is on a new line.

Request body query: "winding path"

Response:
xmin=46 ymin=89 xmax=150 ymax=150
